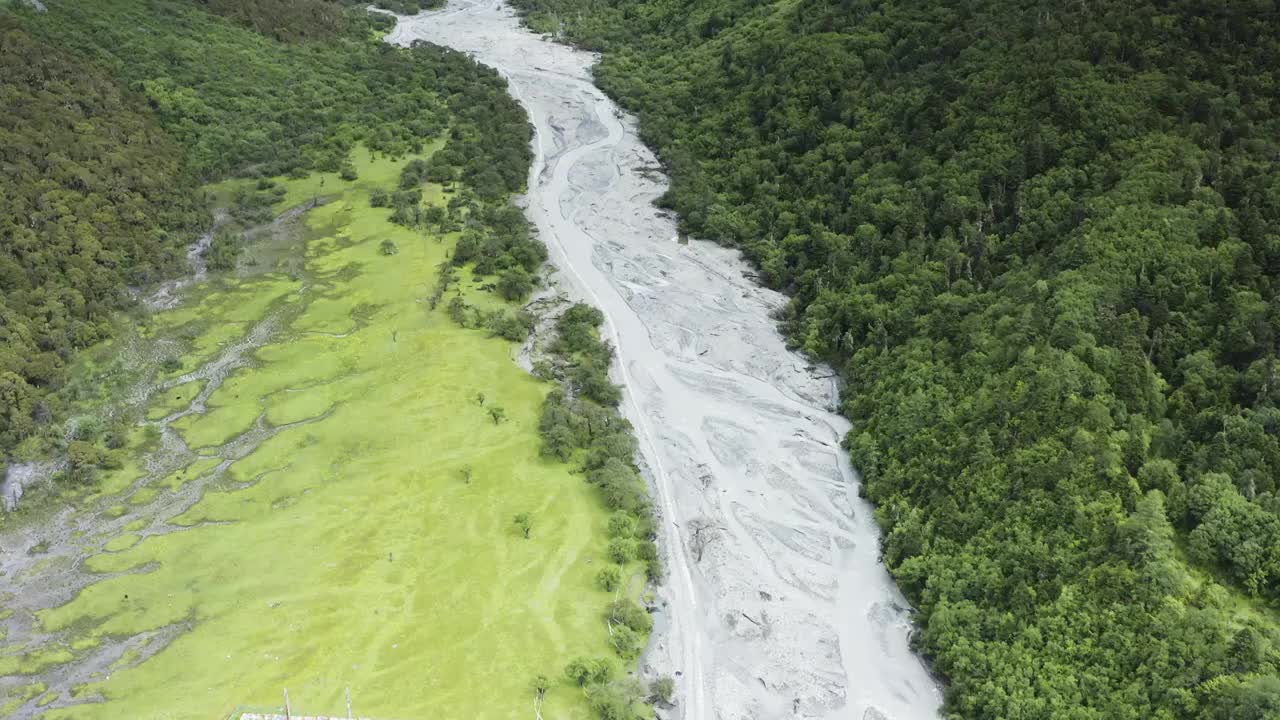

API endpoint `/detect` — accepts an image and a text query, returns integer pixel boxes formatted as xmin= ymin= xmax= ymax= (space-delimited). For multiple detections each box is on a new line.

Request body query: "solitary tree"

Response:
xmin=514 ymin=512 xmax=532 ymax=538
xmin=688 ymin=517 xmax=720 ymax=562
xmin=531 ymin=674 xmax=550 ymax=720
xmin=459 ymin=464 xmax=473 ymax=484
xmin=448 ymin=295 xmax=470 ymax=326
xmin=488 ymin=406 xmax=506 ymax=425
xmin=532 ymin=674 xmax=551 ymax=697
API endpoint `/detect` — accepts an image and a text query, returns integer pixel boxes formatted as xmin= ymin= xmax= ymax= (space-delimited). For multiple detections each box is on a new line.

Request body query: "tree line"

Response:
xmin=425 ymin=159 xmax=662 ymax=719
xmin=539 ymin=303 xmax=663 ymax=720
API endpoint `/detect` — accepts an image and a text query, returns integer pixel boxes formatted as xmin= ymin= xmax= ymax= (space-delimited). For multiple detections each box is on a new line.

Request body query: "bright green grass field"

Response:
xmin=37 ymin=150 xmax=618 ymax=719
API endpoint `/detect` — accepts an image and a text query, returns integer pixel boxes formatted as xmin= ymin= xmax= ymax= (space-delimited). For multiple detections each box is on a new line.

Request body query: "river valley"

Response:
xmin=9 ymin=0 xmax=1278 ymax=718
xmin=389 ymin=4 xmax=943 ymax=719
xmin=1 ymin=4 xmax=941 ymax=718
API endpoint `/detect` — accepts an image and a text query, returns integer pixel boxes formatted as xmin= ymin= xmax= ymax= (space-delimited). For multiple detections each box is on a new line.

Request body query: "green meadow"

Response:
xmin=4 ymin=149 xmax=626 ymax=719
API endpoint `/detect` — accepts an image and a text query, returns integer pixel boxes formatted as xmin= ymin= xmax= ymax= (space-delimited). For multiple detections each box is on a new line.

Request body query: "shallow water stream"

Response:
xmin=389 ymin=4 xmax=943 ymax=718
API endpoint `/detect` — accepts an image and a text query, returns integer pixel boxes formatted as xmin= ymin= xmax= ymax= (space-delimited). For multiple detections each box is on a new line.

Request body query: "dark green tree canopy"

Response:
xmin=507 ymin=0 xmax=1280 ymax=716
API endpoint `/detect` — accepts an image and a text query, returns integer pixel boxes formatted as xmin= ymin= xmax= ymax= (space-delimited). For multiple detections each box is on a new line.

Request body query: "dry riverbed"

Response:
xmin=388 ymin=3 xmax=944 ymax=719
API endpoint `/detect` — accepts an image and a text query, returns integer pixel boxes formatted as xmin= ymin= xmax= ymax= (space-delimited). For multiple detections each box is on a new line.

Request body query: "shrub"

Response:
xmin=485 ymin=310 xmax=533 ymax=342
xmin=206 ymin=229 xmax=244 ymax=271
xmin=650 ymin=676 xmax=675 ymax=704
xmin=447 ymin=296 xmax=472 ymax=326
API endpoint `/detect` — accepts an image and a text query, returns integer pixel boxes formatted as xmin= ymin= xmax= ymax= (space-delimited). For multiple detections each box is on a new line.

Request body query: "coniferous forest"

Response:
xmin=0 ymin=0 xmax=529 ymax=460
xmin=507 ymin=0 xmax=1280 ymax=717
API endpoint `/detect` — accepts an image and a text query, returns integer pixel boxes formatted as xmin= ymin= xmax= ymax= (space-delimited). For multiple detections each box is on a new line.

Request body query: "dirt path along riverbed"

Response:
xmin=388 ymin=4 xmax=944 ymax=719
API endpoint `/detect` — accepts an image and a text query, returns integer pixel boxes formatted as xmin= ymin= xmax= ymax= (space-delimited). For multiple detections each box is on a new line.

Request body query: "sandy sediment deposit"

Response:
xmin=388 ymin=4 xmax=944 ymax=719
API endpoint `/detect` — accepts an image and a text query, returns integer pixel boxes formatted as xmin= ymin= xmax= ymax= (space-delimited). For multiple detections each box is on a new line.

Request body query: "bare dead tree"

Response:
xmin=688 ymin=517 xmax=720 ymax=563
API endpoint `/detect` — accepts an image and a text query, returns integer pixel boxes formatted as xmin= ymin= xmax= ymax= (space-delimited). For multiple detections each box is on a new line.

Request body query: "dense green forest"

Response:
xmin=0 ymin=0 xmax=529 ymax=462
xmin=200 ymin=0 xmax=445 ymax=42
xmin=510 ymin=0 xmax=1280 ymax=717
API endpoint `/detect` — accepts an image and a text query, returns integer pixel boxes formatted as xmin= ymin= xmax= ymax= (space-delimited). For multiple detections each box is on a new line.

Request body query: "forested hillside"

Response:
xmin=0 ymin=0 xmax=528 ymax=461
xmin=509 ymin=0 xmax=1280 ymax=717
xmin=0 ymin=15 xmax=204 ymax=453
